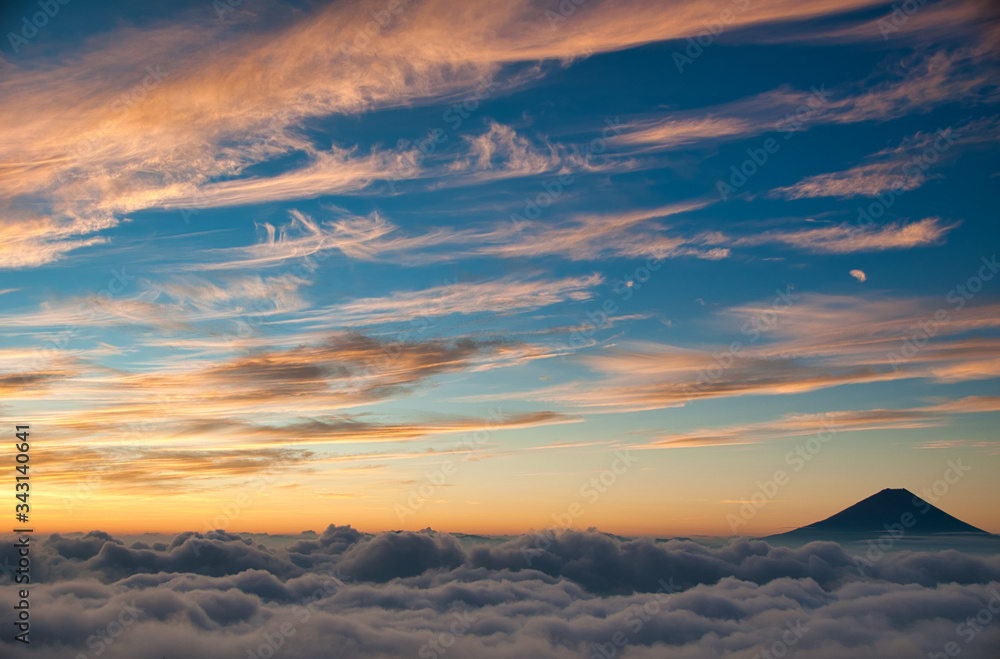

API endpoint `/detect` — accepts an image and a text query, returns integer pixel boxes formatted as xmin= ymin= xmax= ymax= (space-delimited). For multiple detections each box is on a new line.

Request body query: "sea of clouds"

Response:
xmin=2 ymin=526 xmax=999 ymax=658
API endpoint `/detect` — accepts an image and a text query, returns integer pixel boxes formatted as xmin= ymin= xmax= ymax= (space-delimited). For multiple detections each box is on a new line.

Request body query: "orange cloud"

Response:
xmin=643 ymin=396 xmax=1000 ymax=449
xmin=491 ymin=294 xmax=1000 ymax=412
xmin=769 ymin=118 xmax=999 ymax=199
xmin=306 ymin=273 xmax=603 ymax=327
xmin=710 ymin=217 xmax=959 ymax=253
xmin=0 ymin=215 xmax=119 ymax=269
xmin=2 ymin=0 xmax=901 ymax=266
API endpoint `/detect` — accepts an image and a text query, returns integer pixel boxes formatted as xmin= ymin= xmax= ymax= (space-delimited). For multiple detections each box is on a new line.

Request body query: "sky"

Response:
xmin=1 ymin=0 xmax=999 ymax=538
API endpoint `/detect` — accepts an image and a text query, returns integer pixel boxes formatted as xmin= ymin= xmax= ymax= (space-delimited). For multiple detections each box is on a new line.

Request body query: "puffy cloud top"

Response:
xmin=2 ymin=526 xmax=999 ymax=658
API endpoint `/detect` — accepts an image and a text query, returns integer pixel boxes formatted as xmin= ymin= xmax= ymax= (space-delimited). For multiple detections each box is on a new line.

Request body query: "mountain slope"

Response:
xmin=766 ymin=487 xmax=991 ymax=541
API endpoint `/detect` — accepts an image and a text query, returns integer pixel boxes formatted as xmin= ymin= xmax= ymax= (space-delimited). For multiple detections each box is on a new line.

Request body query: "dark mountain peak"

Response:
xmin=768 ymin=487 xmax=990 ymax=540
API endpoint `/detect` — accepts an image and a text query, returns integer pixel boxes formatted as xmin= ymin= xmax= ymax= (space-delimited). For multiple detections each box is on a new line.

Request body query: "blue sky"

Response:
xmin=0 ymin=0 xmax=998 ymax=535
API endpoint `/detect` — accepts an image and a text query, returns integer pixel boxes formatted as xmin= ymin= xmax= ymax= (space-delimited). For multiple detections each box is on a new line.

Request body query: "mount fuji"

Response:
xmin=765 ymin=488 xmax=995 ymax=550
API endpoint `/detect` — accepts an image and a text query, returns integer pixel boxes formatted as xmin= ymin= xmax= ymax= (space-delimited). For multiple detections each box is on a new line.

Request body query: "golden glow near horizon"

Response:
xmin=2 ymin=0 xmax=999 ymax=539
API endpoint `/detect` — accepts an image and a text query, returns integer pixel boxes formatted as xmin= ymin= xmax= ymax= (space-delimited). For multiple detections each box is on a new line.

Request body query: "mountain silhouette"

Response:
xmin=766 ymin=488 xmax=991 ymax=542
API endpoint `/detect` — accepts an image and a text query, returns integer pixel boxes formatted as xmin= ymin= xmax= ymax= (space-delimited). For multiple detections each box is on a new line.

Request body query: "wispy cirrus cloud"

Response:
xmin=484 ymin=294 xmax=1000 ymax=412
xmin=769 ymin=160 xmax=929 ymax=200
xmin=4 ymin=323 xmax=585 ymax=495
xmin=4 ymin=333 xmax=501 ymax=423
xmin=194 ymin=200 xmax=720 ymax=270
xmin=609 ymin=48 xmax=997 ymax=156
xmin=162 ymin=122 xmax=573 ymax=210
xmin=610 ymin=116 xmax=754 ymax=151
xmin=191 ymin=205 xmax=951 ymax=279
xmin=298 ymin=273 xmax=603 ymax=328
xmin=704 ymin=217 xmax=959 ymax=254
xmin=37 ymin=410 xmax=577 ymax=492
xmin=158 ymin=147 xmax=410 ymax=211
xmin=739 ymin=0 xmax=1000 ymax=50
xmin=481 ymin=200 xmax=723 ymax=261
xmin=0 ymin=271 xmax=310 ymax=337
xmin=197 ymin=210 xmax=406 ymax=268
xmin=911 ymin=439 xmax=1000 ymax=453
xmin=0 ymin=215 xmax=121 ymax=269
xmin=455 ymin=122 xmax=561 ymax=179
xmin=163 ymin=44 xmax=999 ymax=212
xmin=0 ymin=363 xmax=79 ymax=397
xmin=642 ymin=396 xmax=1000 ymax=449
xmin=769 ymin=117 xmax=1000 ymax=199
xmin=1 ymin=0 xmax=903 ymax=267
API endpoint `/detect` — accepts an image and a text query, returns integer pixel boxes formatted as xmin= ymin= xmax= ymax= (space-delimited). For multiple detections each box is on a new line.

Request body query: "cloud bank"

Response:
xmin=2 ymin=527 xmax=999 ymax=658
